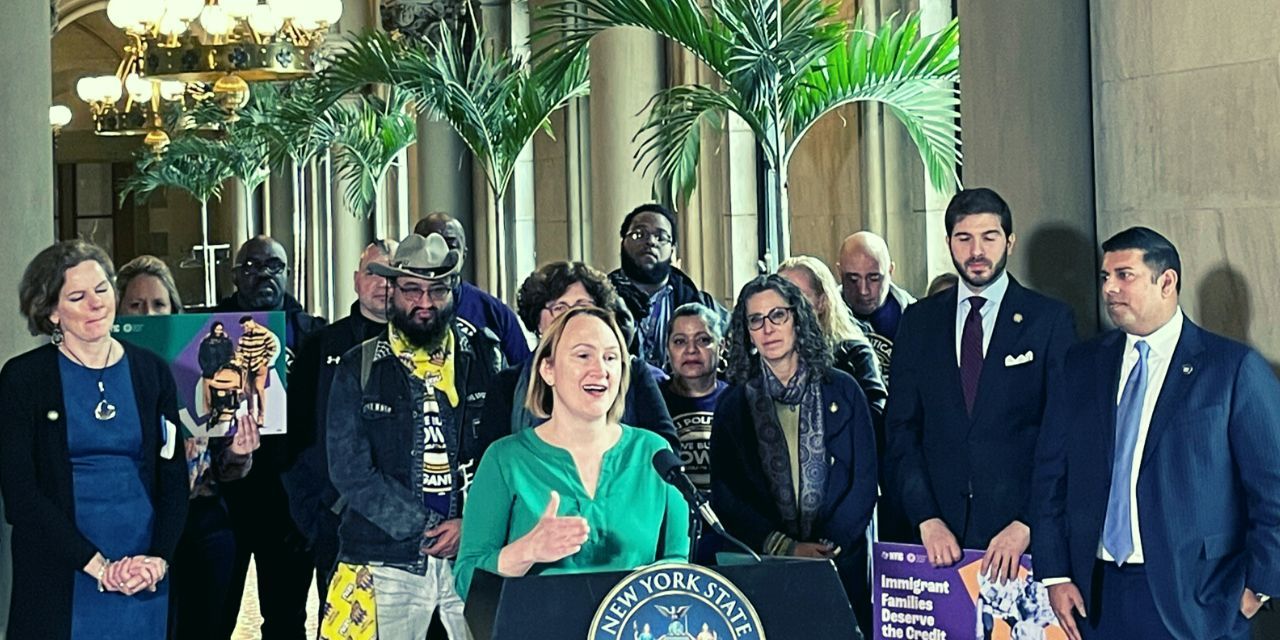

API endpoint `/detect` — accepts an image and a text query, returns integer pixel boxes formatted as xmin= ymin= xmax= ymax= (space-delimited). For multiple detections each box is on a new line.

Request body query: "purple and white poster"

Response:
xmin=873 ymin=542 xmax=1066 ymax=640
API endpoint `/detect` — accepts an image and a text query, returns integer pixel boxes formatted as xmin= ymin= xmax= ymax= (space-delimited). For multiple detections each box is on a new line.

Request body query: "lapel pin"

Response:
xmin=1182 ymin=364 xmax=1194 ymax=375
xmin=829 ymin=402 xmax=838 ymax=413
xmin=47 ymin=410 xmax=59 ymax=421
xmin=1013 ymin=313 xmax=1024 ymax=324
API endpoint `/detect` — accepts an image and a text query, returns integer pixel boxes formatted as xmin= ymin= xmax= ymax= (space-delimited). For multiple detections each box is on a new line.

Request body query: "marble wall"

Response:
xmin=1091 ymin=0 xmax=1280 ymax=367
xmin=957 ymin=0 xmax=1098 ymax=334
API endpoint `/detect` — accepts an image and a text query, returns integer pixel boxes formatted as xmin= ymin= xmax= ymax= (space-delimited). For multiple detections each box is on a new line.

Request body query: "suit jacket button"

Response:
xmin=47 ymin=410 xmax=59 ymax=421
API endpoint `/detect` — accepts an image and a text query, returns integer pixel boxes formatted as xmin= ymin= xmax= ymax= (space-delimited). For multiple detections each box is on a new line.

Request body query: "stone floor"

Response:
xmin=230 ymin=556 xmax=320 ymax=640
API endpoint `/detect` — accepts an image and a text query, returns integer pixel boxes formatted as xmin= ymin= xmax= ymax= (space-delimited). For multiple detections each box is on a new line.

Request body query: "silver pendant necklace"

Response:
xmin=63 ymin=341 xmax=117 ymax=421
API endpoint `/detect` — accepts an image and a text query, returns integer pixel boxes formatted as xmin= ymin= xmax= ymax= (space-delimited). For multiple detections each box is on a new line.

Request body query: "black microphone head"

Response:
xmin=652 ymin=448 xmax=683 ymax=481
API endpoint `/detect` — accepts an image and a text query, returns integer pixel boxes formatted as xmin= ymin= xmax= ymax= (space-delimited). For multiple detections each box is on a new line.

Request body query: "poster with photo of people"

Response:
xmin=113 ymin=311 xmax=289 ymax=439
xmin=873 ymin=541 xmax=1066 ymax=640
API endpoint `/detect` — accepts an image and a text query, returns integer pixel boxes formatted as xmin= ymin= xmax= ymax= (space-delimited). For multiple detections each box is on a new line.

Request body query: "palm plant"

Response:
xmin=538 ymin=0 xmax=960 ymax=265
xmin=321 ymin=24 xmax=590 ymax=299
xmin=312 ymin=87 xmax=418 ymax=221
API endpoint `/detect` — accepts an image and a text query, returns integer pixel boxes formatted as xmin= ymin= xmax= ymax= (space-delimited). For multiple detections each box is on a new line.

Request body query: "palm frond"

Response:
xmin=535 ymin=0 xmax=733 ymax=83
xmin=324 ymin=88 xmax=418 ymax=217
xmin=118 ymin=135 xmax=235 ymax=205
xmin=389 ymin=24 xmax=590 ymax=197
xmin=633 ymin=84 xmax=737 ymax=206
xmin=785 ymin=12 xmax=961 ymax=191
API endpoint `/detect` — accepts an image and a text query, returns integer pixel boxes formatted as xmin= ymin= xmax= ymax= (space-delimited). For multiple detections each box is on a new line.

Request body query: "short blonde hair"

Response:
xmin=525 ymin=306 xmax=632 ymax=423
xmin=778 ymin=255 xmax=868 ymax=346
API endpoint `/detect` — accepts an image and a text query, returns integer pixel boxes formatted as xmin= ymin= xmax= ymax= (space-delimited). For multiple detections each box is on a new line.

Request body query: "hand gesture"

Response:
xmin=229 ymin=413 xmax=260 ymax=455
xmin=1047 ymin=582 xmax=1087 ymax=640
xmin=792 ymin=541 xmax=839 ymax=559
xmin=424 ymin=519 xmax=463 ymax=558
xmin=981 ymin=520 xmax=1030 ymax=583
xmin=517 ymin=491 xmax=590 ymax=565
xmin=919 ymin=518 xmax=962 ymax=567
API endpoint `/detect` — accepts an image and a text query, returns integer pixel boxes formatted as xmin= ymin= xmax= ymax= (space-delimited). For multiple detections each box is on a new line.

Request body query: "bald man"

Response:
xmin=414 ymin=212 xmax=531 ymax=365
xmin=285 ymin=240 xmax=398 ymax=602
xmin=215 ymin=235 xmax=328 ymax=637
xmin=837 ymin=231 xmax=917 ymax=383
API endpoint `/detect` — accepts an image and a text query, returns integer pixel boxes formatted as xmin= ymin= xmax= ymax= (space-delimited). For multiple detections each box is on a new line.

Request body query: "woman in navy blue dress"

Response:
xmin=0 ymin=241 xmax=188 ymax=640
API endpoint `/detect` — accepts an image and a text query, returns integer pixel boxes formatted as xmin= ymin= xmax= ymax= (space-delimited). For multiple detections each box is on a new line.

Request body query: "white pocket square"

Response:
xmin=1005 ymin=351 xmax=1035 ymax=367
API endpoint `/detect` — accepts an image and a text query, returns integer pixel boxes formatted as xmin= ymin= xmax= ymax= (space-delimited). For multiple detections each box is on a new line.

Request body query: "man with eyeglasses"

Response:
xmin=327 ymin=233 xmax=508 ymax=639
xmin=284 ymin=239 xmax=398 ymax=617
xmin=836 ymin=231 xmax=917 ymax=384
xmin=609 ymin=203 xmax=725 ymax=371
xmin=214 ymin=235 xmax=328 ymax=638
xmin=415 ymin=211 xmax=532 ymax=366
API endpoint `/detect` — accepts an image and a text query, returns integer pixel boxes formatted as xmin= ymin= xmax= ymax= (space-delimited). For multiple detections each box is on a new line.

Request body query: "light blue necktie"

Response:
xmin=1103 ymin=340 xmax=1150 ymax=565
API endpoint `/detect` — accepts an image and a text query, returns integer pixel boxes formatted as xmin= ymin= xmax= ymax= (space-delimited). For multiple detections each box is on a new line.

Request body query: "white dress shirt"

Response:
xmin=1095 ymin=307 xmax=1184 ymax=564
xmin=1041 ymin=308 xmax=1184 ymax=587
xmin=954 ymin=271 xmax=1010 ymax=366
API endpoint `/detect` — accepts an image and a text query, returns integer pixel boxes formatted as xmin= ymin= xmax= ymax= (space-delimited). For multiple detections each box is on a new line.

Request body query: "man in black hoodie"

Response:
xmin=608 ymin=203 xmax=725 ymax=370
xmin=215 ymin=235 xmax=327 ymax=638
xmin=284 ymin=239 xmax=396 ymax=608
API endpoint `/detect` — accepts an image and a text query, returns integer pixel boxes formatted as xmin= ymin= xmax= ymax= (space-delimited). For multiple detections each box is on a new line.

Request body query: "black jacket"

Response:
xmin=609 ymin=267 xmax=724 ymax=365
xmin=479 ymin=355 xmax=680 ymax=451
xmin=213 ymin=294 xmax=326 ymax=541
xmin=0 ymin=343 xmax=188 ymax=640
xmin=711 ymin=368 xmax=878 ymax=554
xmin=832 ymin=339 xmax=887 ymax=432
xmin=282 ymin=303 xmax=385 ymax=568
xmin=327 ymin=325 xmax=507 ymax=568
xmin=885 ymin=278 xmax=1075 ymax=548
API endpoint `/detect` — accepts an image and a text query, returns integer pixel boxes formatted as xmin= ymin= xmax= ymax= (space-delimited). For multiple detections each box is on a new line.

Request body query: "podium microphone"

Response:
xmin=652 ymin=449 xmax=761 ymax=562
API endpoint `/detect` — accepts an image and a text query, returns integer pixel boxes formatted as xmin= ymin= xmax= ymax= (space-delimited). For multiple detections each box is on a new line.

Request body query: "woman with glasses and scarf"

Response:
xmin=710 ymin=274 xmax=877 ymax=637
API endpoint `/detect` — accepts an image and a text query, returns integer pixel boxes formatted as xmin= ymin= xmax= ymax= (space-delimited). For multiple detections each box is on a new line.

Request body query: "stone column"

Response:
xmin=0 ymin=2 xmax=54 ymax=636
xmin=410 ymin=119 xmax=474 ymax=278
xmin=588 ymin=27 xmax=665 ymax=272
xmin=958 ymin=0 xmax=1096 ymax=332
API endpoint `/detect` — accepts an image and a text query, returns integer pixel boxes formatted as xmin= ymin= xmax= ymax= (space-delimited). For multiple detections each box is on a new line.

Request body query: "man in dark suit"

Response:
xmin=1031 ymin=227 xmax=1280 ymax=640
xmin=885 ymin=188 xmax=1076 ymax=583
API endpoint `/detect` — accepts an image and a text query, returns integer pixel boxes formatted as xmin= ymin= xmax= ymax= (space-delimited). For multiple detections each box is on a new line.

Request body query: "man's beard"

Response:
xmin=952 ymin=250 xmax=1009 ymax=289
xmin=390 ymin=300 xmax=456 ymax=348
xmin=620 ymin=247 xmax=672 ymax=286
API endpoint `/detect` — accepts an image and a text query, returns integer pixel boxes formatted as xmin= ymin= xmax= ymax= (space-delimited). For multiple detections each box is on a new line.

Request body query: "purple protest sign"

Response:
xmin=873 ymin=542 xmax=1066 ymax=640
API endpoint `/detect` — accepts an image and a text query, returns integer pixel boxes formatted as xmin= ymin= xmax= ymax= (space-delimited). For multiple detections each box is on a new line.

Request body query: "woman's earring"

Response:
xmin=51 ymin=323 xmax=64 ymax=346
xmin=749 ymin=346 xmax=758 ymax=355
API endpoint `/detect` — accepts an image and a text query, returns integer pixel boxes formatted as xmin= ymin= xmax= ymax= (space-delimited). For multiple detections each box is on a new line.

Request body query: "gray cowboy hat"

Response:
xmin=367 ymin=233 xmax=462 ymax=280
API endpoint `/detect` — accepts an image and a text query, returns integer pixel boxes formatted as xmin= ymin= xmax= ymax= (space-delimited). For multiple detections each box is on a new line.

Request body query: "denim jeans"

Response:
xmin=370 ymin=559 xmax=470 ymax=640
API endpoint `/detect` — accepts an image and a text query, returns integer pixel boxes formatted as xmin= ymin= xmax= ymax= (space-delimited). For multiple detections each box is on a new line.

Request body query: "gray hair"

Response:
xmin=666 ymin=302 xmax=725 ymax=341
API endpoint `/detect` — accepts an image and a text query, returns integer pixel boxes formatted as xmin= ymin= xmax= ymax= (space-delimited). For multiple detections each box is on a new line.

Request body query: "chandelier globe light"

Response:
xmin=105 ymin=0 xmax=345 ymax=87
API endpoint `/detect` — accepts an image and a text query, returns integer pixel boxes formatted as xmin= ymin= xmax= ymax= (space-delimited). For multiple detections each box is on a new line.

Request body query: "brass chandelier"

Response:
xmin=106 ymin=0 xmax=343 ymax=110
xmin=75 ymin=37 xmax=187 ymax=148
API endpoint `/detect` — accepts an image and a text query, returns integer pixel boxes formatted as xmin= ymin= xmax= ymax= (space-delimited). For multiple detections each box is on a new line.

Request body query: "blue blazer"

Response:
xmin=710 ymin=369 xmax=878 ymax=554
xmin=1031 ymin=317 xmax=1280 ymax=639
xmin=885 ymin=277 xmax=1075 ymax=547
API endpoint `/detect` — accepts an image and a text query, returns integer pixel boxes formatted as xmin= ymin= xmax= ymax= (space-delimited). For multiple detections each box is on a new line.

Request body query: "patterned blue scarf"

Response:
xmin=747 ymin=360 xmax=827 ymax=540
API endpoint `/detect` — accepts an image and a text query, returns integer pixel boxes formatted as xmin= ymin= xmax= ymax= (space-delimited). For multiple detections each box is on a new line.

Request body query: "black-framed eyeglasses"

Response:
xmin=236 ymin=258 xmax=287 ymax=276
xmin=746 ymin=307 xmax=793 ymax=331
xmin=394 ymin=282 xmax=452 ymax=303
xmin=626 ymin=228 xmax=674 ymax=246
xmin=544 ymin=299 xmax=594 ymax=317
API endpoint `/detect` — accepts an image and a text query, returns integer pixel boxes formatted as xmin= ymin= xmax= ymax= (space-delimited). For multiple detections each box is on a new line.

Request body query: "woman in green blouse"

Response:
xmin=454 ymin=306 xmax=690 ymax=599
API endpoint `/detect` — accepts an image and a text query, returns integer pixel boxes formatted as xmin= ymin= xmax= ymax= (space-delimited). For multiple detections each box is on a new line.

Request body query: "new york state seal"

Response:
xmin=589 ymin=564 xmax=765 ymax=640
